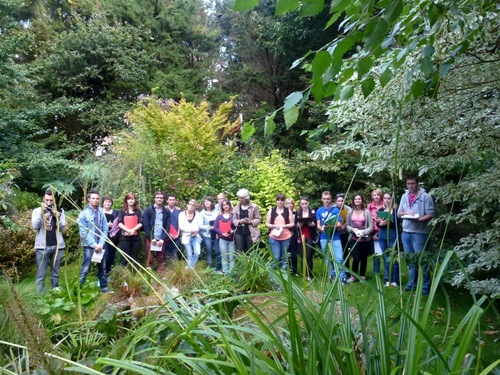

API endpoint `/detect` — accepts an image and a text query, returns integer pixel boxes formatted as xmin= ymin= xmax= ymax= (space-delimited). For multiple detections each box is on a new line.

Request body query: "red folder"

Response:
xmin=124 ymin=215 xmax=138 ymax=229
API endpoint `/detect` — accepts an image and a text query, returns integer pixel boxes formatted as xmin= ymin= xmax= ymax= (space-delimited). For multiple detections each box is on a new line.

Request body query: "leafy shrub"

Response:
xmin=0 ymin=212 xmax=36 ymax=278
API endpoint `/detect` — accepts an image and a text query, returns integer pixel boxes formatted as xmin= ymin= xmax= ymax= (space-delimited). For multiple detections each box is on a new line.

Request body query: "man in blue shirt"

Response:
xmin=398 ymin=176 xmax=435 ymax=295
xmin=78 ymin=191 xmax=110 ymax=293
xmin=316 ymin=191 xmax=347 ymax=284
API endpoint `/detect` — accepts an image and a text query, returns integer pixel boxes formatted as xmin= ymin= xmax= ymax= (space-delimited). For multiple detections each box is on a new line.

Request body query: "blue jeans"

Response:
xmin=379 ymin=236 xmax=399 ymax=284
xmin=36 ymin=246 xmax=64 ymax=294
xmin=320 ymin=238 xmax=346 ymax=279
xmin=269 ymin=237 xmax=290 ymax=269
xmin=214 ymin=238 xmax=222 ymax=271
xmin=219 ymin=238 xmax=235 ymax=274
xmin=201 ymin=234 xmax=214 ymax=268
xmin=79 ymin=247 xmax=107 ymax=289
xmin=184 ymin=236 xmax=202 ymax=268
xmin=402 ymin=231 xmax=430 ymax=293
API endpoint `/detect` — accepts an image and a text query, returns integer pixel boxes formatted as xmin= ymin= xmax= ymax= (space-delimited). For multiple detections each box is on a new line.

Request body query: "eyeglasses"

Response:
xmin=335 ymin=193 xmax=345 ymax=198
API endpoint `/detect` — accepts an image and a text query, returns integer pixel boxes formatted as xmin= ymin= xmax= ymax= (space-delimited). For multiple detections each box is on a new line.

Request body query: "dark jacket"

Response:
xmin=142 ymin=204 xmax=171 ymax=241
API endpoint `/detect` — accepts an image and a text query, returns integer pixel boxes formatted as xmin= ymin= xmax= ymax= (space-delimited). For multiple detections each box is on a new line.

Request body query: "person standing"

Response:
xmin=213 ymin=192 xmax=226 ymax=272
xmin=345 ymin=193 xmax=374 ymax=283
xmin=214 ymin=198 xmax=236 ymax=275
xmin=233 ymin=188 xmax=262 ymax=252
xmin=368 ymin=189 xmax=384 ymax=276
xmin=102 ymin=196 xmax=118 ymax=278
xmin=178 ymin=199 xmax=202 ymax=269
xmin=295 ymin=196 xmax=317 ymax=280
xmin=398 ymin=176 xmax=435 ymax=295
xmin=316 ymin=191 xmax=346 ymax=283
xmin=265 ymin=193 xmax=295 ymax=269
xmin=143 ymin=191 xmax=171 ymax=272
xmin=165 ymin=193 xmax=181 ymax=262
xmin=199 ymin=196 xmax=218 ymax=269
xmin=117 ymin=192 xmax=143 ymax=266
xmin=32 ymin=190 xmax=66 ymax=294
xmin=378 ymin=192 xmax=400 ymax=287
xmin=78 ymin=191 xmax=110 ymax=292
xmin=335 ymin=193 xmax=351 ymax=278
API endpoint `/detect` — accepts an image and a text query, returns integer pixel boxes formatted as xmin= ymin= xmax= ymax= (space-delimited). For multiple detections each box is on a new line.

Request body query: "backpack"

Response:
xmin=110 ymin=216 xmax=121 ymax=244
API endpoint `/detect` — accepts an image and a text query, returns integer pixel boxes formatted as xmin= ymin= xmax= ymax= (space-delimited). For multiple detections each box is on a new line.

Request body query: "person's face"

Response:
xmin=187 ymin=201 xmax=196 ymax=211
xmin=127 ymin=196 xmax=135 ymax=207
xmin=322 ymin=195 xmax=332 ymax=206
xmin=286 ymin=201 xmax=294 ymax=210
xmin=383 ymin=194 xmax=392 ymax=208
xmin=154 ymin=194 xmax=164 ymax=206
xmin=222 ymin=202 xmax=230 ymax=212
xmin=336 ymin=197 xmax=344 ymax=208
xmin=88 ymin=193 xmax=100 ymax=208
xmin=204 ymin=200 xmax=212 ymax=210
xmin=217 ymin=194 xmax=225 ymax=203
xmin=372 ymin=191 xmax=381 ymax=202
xmin=43 ymin=195 xmax=54 ymax=207
xmin=300 ymin=200 xmax=309 ymax=209
xmin=354 ymin=195 xmax=363 ymax=207
xmin=103 ymin=199 xmax=113 ymax=209
xmin=406 ymin=179 xmax=419 ymax=194
xmin=239 ymin=197 xmax=248 ymax=204
xmin=167 ymin=197 xmax=176 ymax=207
xmin=276 ymin=197 xmax=285 ymax=207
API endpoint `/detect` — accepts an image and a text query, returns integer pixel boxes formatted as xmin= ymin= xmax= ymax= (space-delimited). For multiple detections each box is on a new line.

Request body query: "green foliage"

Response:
xmin=0 ymin=211 xmax=36 ymax=278
xmin=3 ymin=251 xmax=499 ymax=373
xmin=237 ymin=150 xmax=297 ymax=210
xmin=38 ymin=281 xmax=101 ymax=326
xmin=232 ymin=247 xmax=273 ymax=292
xmin=100 ymin=96 xmax=239 ymax=204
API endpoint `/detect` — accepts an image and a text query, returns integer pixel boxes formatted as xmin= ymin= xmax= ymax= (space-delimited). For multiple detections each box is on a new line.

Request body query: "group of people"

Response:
xmin=32 ymin=175 xmax=434 ymax=295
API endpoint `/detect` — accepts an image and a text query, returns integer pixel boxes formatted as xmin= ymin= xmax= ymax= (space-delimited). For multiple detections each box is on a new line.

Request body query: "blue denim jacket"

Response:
xmin=78 ymin=205 xmax=109 ymax=248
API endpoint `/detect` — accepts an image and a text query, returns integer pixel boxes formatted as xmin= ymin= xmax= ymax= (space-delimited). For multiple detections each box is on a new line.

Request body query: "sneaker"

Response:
xmin=346 ymin=276 xmax=357 ymax=284
xmin=360 ymin=276 xmax=366 ymax=282
xmin=306 ymin=276 xmax=312 ymax=281
xmin=385 ymin=282 xmax=390 ymax=287
xmin=340 ymin=278 xmax=347 ymax=286
xmin=391 ymin=282 xmax=398 ymax=287
xmin=101 ymin=287 xmax=112 ymax=293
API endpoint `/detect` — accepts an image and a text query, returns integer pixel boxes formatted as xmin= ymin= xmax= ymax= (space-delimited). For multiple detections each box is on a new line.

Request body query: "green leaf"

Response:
xmin=284 ymin=106 xmax=299 ymax=128
xmin=276 ymin=0 xmax=299 ymax=14
xmin=422 ymin=45 xmax=435 ymax=58
xmin=241 ymin=121 xmax=255 ymax=142
xmin=420 ymin=56 xmax=434 ymax=77
xmin=264 ymin=111 xmax=277 ymax=136
xmin=311 ymin=51 xmax=332 ymax=82
xmin=325 ymin=10 xmax=343 ymax=29
xmin=361 ymin=77 xmax=375 ymax=98
xmin=379 ymin=68 xmax=393 ymax=87
xmin=440 ymin=61 xmax=453 ymax=78
xmin=331 ymin=0 xmax=352 ymax=13
xmin=357 ymin=56 xmax=373 ymax=77
xmin=284 ymin=91 xmax=303 ymax=112
xmin=411 ymin=79 xmax=426 ymax=98
xmin=233 ymin=0 xmax=259 ymax=12
xmin=338 ymin=67 xmax=355 ymax=84
xmin=311 ymin=82 xmax=325 ymax=102
xmin=383 ymin=0 xmax=403 ymax=23
xmin=364 ymin=17 xmax=389 ymax=51
xmin=300 ymin=0 xmax=325 ymax=16
xmin=339 ymin=85 xmax=354 ymax=101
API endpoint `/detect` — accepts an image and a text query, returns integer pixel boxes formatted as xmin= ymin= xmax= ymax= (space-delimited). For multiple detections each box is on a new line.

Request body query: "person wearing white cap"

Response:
xmin=232 ymin=188 xmax=262 ymax=252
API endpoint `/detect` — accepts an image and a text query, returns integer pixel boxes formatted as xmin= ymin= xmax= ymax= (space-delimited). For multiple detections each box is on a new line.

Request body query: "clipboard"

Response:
xmin=150 ymin=243 xmax=163 ymax=252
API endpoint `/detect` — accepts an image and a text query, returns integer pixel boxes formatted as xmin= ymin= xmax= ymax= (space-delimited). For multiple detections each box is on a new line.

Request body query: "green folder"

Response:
xmin=377 ymin=211 xmax=389 ymax=220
